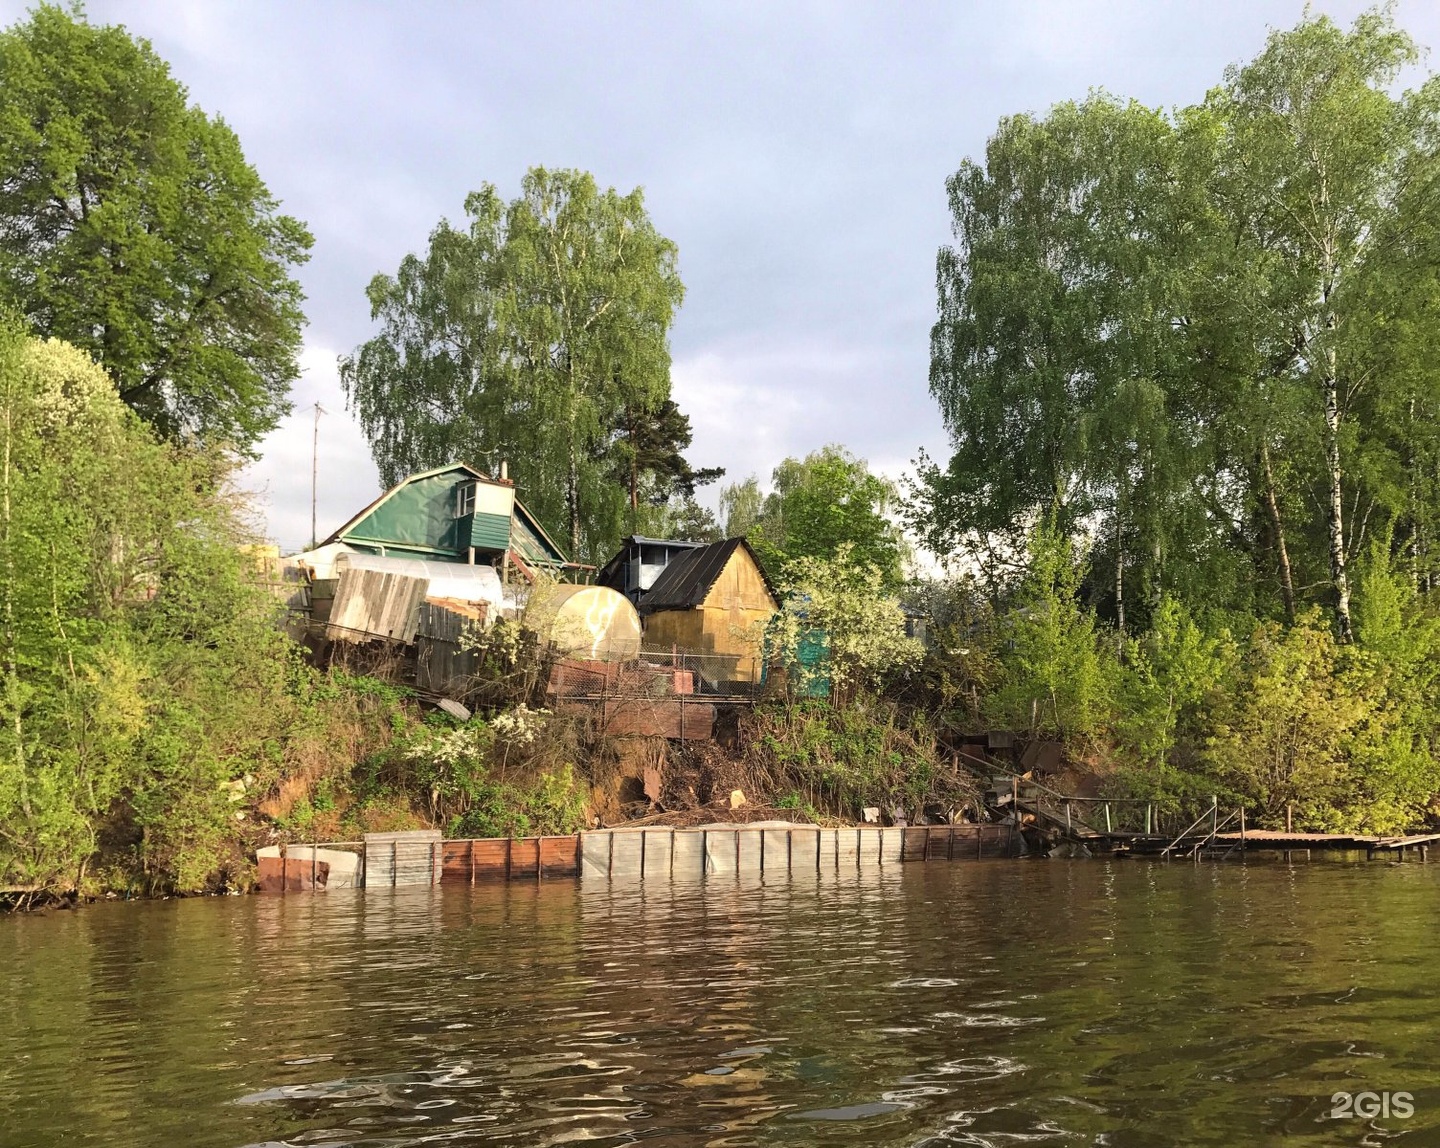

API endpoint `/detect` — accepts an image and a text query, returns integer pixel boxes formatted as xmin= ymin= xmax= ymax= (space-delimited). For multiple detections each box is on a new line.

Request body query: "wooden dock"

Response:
xmin=1065 ymin=827 xmax=1440 ymax=860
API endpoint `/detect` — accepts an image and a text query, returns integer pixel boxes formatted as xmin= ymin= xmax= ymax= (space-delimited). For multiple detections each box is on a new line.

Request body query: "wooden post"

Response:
xmin=392 ymin=840 xmax=398 ymax=888
xmin=1286 ymin=803 xmax=1293 ymax=833
xmin=311 ymin=841 xmax=317 ymax=891
xmin=430 ymin=840 xmax=438 ymax=886
xmin=1239 ymin=806 xmax=1246 ymax=852
xmin=280 ymin=840 xmax=287 ymax=896
xmin=1146 ymin=804 xmax=1153 ymax=836
xmin=1104 ymin=803 xmax=1111 ymax=833
xmin=469 ymin=838 xmax=476 ymax=885
xmin=1065 ymin=801 xmax=1071 ymax=831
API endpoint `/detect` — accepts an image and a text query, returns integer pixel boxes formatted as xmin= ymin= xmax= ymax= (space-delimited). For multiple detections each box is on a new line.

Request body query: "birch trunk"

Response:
xmin=1259 ymin=440 xmax=1296 ymax=624
xmin=1114 ymin=507 xmax=1125 ymax=658
xmin=567 ymin=433 xmax=581 ymax=560
xmin=1322 ymin=340 xmax=1353 ymax=641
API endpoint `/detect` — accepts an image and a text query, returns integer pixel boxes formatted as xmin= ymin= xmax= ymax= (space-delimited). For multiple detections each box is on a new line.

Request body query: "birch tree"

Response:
xmin=1216 ymin=11 xmax=1436 ymax=640
xmin=342 ymin=169 xmax=686 ymax=563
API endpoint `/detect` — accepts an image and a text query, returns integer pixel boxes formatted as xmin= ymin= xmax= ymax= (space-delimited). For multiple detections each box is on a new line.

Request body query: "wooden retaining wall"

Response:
xmin=259 ymin=823 xmax=1014 ymax=891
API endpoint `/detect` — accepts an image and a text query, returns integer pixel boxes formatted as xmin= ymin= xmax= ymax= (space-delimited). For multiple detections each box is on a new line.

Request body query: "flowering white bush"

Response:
xmin=490 ymin=703 xmax=551 ymax=746
xmin=769 ymin=544 xmax=924 ymax=693
xmin=406 ymin=723 xmax=490 ymax=767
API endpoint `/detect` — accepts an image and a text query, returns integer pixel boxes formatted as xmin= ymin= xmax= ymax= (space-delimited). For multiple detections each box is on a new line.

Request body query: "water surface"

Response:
xmin=2 ymin=859 xmax=1437 ymax=1146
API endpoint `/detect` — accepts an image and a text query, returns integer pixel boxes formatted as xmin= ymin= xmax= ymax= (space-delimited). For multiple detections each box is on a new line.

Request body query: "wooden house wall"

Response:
xmin=642 ymin=547 xmax=775 ymax=682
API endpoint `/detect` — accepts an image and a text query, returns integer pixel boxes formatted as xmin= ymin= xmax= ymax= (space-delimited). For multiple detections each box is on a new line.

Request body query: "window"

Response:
xmin=455 ymin=482 xmax=477 ymax=518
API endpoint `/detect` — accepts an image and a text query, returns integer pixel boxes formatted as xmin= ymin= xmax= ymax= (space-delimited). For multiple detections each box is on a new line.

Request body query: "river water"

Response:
xmin=2 ymin=859 xmax=1437 ymax=1147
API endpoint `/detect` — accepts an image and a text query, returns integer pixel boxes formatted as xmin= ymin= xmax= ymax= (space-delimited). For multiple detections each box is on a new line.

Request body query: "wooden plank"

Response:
xmin=540 ymin=835 xmax=582 ymax=878
xmin=509 ymin=837 xmax=540 ymax=879
xmin=440 ymin=841 xmax=473 ymax=883
xmin=257 ymin=856 xmax=330 ymax=893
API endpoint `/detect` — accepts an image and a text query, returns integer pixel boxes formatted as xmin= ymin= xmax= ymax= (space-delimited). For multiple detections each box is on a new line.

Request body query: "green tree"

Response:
xmin=1214 ymin=9 xmax=1440 ymax=640
xmin=920 ymin=95 xmax=1219 ymax=626
xmin=0 ymin=5 xmax=312 ymax=451
xmin=643 ymin=495 xmax=722 ymax=543
xmin=607 ymin=397 xmax=723 ymax=529
xmin=921 ymin=9 xmax=1440 ymax=643
xmin=768 ymin=544 xmax=924 ymax=695
xmin=0 ymin=321 xmax=400 ymax=897
xmin=732 ymin=446 xmax=906 ymax=585
xmin=986 ymin=523 xmax=1115 ymax=739
xmin=719 ymin=475 xmax=763 ymax=538
xmin=341 ymin=168 xmax=688 ymax=563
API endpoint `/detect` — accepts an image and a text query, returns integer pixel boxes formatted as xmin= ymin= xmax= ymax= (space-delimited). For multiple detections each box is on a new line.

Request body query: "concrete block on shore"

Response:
xmin=580 ymin=831 xmax=612 ymax=881
xmin=643 ymin=829 xmax=673 ymax=876
xmin=671 ymin=830 xmax=705 ymax=880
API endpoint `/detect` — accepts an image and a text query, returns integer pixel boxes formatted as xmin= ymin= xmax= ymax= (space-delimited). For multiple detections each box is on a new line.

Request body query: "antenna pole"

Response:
xmin=311 ymin=402 xmax=325 ymax=549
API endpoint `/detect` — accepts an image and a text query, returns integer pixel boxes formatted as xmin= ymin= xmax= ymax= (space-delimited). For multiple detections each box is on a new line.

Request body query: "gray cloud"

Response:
xmin=5 ymin=0 xmax=1435 ymax=553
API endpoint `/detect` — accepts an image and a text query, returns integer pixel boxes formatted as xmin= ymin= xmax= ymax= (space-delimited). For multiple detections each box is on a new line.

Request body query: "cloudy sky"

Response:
xmin=17 ymin=0 xmax=1439 ymax=553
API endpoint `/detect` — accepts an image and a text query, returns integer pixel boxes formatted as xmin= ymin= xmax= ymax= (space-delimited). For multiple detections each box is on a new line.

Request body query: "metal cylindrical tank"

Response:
xmin=526 ymin=584 xmax=641 ymax=661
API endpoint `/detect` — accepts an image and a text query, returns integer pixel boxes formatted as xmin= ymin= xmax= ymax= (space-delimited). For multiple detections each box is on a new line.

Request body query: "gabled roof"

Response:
xmin=322 ymin=462 xmax=508 ymax=547
xmin=639 ymin=537 xmax=778 ymax=613
xmin=511 ymin=499 xmax=572 ymax=566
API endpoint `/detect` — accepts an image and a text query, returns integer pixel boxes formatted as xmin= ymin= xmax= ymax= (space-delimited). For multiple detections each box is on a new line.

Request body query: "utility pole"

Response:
xmin=310 ymin=402 xmax=325 ymax=549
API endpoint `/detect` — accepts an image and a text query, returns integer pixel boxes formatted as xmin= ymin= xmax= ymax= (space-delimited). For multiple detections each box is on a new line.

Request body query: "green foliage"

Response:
xmin=919 ymin=7 xmax=1440 ymax=639
xmin=906 ymin=5 xmax=1440 ymax=834
xmin=397 ymin=717 xmax=587 ymax=839
xmin=0 ymin=5 xmax=312 ymax=452
xmin=747 ymin=699 xmax=969 ymax=818
xmin=1115 ymin=597 xmax=1235 ymax=772
xmin=608 ymin=398 xmax=723 ymax=532
xmin=341 ymin=167 xmax=690 ymax=563
xmin=641 ymin=496 xmax=722 ymax=544
xmin=0 ymin=325 xmax=281 ymax=891
xmin=985 ymin=524 xmax=1115 ymax=739
xmin=726 ymin=446 xmax=906 ymax=586
xmin=768 ymin=543 xmax=923 ymax=695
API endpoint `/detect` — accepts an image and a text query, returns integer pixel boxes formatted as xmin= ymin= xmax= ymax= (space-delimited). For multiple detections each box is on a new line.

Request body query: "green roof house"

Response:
xmin=313 ymin=463 xmax=580 ymax=580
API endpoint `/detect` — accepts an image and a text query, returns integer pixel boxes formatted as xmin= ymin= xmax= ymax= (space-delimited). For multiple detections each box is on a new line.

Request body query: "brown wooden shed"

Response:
xmin=637 ymin=538 xmax=779 ymax=684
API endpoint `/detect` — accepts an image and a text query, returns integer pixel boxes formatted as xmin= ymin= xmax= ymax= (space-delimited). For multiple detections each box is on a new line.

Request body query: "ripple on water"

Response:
xmin=5 ymin=863 xmax=1440 ymax=1146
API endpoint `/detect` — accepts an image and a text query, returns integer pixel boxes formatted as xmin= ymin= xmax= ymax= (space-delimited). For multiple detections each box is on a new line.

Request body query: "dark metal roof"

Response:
xmin=639 ymin=537 xmax=778 ymax=614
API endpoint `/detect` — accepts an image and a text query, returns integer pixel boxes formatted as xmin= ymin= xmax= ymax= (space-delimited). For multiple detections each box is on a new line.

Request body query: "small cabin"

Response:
xmin=635 ymin=538 xmax=778 ymax=684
